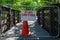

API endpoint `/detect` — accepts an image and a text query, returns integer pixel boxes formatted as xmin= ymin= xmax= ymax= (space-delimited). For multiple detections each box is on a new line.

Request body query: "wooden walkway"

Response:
xmin=1 ymin=21 xmax=60 ymax=40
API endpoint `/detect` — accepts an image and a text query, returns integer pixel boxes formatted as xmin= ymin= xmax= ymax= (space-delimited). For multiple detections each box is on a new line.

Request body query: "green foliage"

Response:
xmin=0 ymin=0 xmax=59 ymax=10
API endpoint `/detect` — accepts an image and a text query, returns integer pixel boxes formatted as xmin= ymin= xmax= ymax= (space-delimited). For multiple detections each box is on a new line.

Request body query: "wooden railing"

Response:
xmin=1 ymin=6 xmax=21 ymax=33
xmin=37 ymin=6 xmax=58 ymax=36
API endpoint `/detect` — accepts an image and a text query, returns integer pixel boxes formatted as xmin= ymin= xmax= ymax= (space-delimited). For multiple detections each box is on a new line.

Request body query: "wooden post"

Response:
xmin=17 ymin=11 xmax=20 ymax=23
xmin=13 ymin=10 xmax=16 ymax=25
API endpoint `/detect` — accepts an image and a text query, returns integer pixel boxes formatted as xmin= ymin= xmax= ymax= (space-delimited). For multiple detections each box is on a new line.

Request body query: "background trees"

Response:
xmin=0 ymin=0 xmax=60 ymax=10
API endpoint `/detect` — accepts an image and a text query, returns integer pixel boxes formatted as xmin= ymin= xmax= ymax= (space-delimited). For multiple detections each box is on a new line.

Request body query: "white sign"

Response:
xmin=21 ymin=10 xmax=36 ymax=21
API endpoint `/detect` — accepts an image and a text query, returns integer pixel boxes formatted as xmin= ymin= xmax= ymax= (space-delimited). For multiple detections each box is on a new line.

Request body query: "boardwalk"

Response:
xmin=1 ymin=21 xmax=60 ymax=40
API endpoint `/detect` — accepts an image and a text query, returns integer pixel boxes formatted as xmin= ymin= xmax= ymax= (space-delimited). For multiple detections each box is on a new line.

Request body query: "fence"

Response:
xmin=37 ymin=6 xmax=59 ymax=36
xmin=1 ymin=6 xmax=21 ymax=33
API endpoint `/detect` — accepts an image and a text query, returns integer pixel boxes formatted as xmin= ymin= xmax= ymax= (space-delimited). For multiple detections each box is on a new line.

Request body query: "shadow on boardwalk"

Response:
xmin=17 ymin=21 xmax=52 ymax=40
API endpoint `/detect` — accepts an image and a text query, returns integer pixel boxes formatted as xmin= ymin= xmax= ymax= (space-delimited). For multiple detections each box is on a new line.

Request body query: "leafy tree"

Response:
xmin=0 ymin=0 xmax=59 ymax=10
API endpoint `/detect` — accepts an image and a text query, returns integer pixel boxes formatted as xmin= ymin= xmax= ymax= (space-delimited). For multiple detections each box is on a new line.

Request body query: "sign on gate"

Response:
xmin=21 ymin=10 xmax=36 ymax=21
